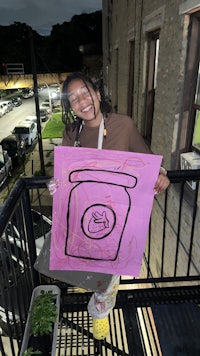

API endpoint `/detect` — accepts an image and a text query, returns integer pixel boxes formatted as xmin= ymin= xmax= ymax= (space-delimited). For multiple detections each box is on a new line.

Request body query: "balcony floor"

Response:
xmin=53 ymin=285 xmax=200 ymax=356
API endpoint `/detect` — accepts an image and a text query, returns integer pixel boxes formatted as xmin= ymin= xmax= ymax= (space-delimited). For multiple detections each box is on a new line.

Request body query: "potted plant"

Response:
xmin=20 ymin=285 xmax=60 ymax=356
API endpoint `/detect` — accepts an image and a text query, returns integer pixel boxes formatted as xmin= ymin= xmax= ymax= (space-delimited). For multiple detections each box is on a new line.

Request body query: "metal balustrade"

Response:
xmin=0 ymin=170 xmax=200 ymax=355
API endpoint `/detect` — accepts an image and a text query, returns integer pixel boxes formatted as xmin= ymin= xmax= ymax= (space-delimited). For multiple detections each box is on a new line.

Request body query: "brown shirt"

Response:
xmin=62 ymin=112 xmax=152 ymax=154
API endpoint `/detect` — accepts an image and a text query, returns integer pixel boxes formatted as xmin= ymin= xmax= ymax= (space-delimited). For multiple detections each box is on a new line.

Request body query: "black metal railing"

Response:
xmin=0 ymin=170 xmax=200 ymax=356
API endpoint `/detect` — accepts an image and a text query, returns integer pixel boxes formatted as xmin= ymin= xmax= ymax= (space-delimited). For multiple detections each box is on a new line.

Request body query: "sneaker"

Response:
xmin=93 ymin=317 xmax=110 ymax=340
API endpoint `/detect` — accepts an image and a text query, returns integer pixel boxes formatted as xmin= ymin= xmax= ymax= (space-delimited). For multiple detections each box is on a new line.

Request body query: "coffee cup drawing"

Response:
xmin=65 ymin=169 xmax=137 ymax=261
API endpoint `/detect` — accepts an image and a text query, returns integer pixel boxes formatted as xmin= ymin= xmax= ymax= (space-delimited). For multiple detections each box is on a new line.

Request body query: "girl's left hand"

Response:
xmin=154 ymin=173 xmax=170 ymax=195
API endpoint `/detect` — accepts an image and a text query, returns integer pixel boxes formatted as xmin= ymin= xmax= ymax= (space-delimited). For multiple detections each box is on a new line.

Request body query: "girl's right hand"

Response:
xmin=46 ymin=178 xmax=60 ymax=195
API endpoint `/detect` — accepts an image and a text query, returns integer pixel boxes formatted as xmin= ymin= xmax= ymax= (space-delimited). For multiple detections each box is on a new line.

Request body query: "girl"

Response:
xmin=49 ymin=72 xmax=170 ymax=339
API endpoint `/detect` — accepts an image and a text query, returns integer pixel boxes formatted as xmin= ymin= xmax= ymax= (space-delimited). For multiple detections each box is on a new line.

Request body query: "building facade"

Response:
xmin=102 ymin=0 xmax=200 ymax=168
xmin=102 ymin=0 xmax=200 ymax=279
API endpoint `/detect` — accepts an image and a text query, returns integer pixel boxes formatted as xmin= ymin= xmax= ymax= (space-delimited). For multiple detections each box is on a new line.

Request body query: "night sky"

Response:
xmin=0 ymin=0 xmax=102 ymax=35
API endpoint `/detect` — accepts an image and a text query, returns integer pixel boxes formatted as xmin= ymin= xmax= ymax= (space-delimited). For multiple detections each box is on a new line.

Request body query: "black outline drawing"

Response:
xmin=81 ymin=204 xmax=116 ymax=239
xmin=65 ymin=169 xmax=137 ymax=261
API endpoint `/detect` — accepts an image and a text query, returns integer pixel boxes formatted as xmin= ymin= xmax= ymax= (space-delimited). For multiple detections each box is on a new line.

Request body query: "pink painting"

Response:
xmin=50 ymin=146 xmax=162 ymax=276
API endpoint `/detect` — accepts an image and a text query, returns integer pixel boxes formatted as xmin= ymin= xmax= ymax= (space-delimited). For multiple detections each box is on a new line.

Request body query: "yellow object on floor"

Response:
xmin=93 ymin=317 xmax=110 ymax=340
xmin=76 ymin=287 xmax=87 ymax=293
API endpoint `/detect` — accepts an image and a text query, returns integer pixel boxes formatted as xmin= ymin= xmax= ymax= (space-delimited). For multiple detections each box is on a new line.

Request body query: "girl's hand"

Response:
xmin=154 ymin=172 xmax=170 ymax=195
xmin=46 ymin=178 xmax=60 ymax=195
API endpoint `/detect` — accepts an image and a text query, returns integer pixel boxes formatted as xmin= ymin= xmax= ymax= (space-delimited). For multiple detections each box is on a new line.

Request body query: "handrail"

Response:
xmin=167 ymin=169 xmax=200 ymax=182
xmin=0 ymin=169 xmax=200 ymax=356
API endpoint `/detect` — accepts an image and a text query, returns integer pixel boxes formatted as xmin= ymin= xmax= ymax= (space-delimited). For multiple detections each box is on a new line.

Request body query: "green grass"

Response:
xmin=42 ymin=112 xmax=65 ymax=139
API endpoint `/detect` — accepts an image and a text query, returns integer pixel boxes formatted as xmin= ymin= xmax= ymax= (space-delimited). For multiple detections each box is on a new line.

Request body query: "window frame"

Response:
xmin=127 ymin=40 xmax=135 ymax=118
xmin=143 ymin=29 xmax=160 ymax=146
xmin=183 ymin=13 xmax=200 ymax=153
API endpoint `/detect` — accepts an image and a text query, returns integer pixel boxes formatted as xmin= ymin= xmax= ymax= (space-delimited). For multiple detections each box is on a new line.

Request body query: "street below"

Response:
xmin=0 ymin=98 xmax=36 ymax=142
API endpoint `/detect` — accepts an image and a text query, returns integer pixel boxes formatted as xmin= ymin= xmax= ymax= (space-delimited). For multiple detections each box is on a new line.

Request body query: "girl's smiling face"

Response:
xmin=66 ymin=79 xmax=102 ymax=127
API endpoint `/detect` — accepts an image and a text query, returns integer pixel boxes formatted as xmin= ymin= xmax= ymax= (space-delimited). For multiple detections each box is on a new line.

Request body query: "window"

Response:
xmin=127 ymin=40 xmax=135 ymax=117
xmin=113 ymin=47 xmax=119 ymax=112
xmin=181 ymin=12 xmax=200 ymax=154
xmin=14 ymin=127 xmax=29 ymax=134
xmin=192 ymin=61 xmax=200 ymax=151
xmin=144 ymin=30 xmax=160 ymax=145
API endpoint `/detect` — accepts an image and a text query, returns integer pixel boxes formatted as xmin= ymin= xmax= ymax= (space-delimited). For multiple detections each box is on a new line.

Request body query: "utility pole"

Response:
xmin=29 ymin=27 xmax=45 ymax=176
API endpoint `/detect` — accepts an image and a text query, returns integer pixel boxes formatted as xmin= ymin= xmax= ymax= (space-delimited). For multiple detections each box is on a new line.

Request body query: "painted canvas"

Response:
xmin=50 ymin=146 xmax=162 ymax=276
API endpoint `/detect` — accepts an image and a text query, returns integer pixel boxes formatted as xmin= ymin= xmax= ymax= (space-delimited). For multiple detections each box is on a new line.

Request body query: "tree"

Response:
xmin=0 ymin=10 xmax=102 ymax=74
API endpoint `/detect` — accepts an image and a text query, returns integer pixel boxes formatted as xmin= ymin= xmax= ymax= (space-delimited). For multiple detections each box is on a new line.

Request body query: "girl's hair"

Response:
xmin=61 ymin=72 xmax=112 ymax=132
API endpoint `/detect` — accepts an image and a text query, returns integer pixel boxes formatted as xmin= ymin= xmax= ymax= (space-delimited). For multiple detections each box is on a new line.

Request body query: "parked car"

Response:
xmin=22 ymin=88 xmax=34 ymax=99
xmin=0 ymin=150 xmax=12 ymax=187
xmin=0 ymin=134 xmax=26 ymax=166
xmin=24 ymin=115 xmax=38 ymax=123
xmin=12 ymin=97 xmax=22 ymax=107
xmin=12 ymin=121 xmax=37 ymax=146
xmin=40 ymin=101 xmax=52 ymax=114
xmin=43 ymin=98 xmax=57 ymax=108
xmin=39 ymin=109 xmax=49 ymax=122
xmin=0 ymin=103 xmax=4 ymax=117
xmin=2 ymin=100 xmax=14 ymax=112
xmin=0 ymin=101 xmax=8 ymax=115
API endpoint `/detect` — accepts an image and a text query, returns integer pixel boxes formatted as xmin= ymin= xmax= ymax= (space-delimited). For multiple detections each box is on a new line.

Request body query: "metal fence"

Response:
xmin=0 ymin=170 xmax=200 ymax=355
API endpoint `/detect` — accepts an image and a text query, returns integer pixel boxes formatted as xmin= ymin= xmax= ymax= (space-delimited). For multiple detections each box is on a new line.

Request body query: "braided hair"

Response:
xmin=61 ymin=72 xmax=112 ymax=135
